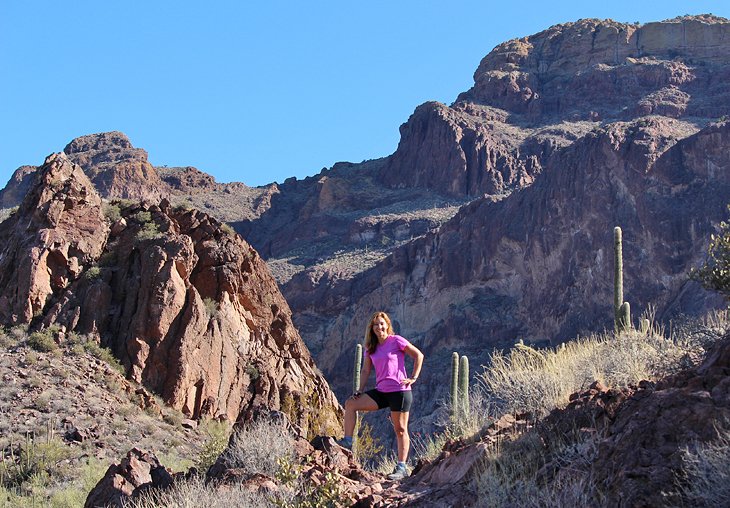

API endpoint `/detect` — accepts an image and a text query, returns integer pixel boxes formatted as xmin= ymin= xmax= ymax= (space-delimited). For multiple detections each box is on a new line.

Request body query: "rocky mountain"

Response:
xmin=275 ymin=16 xmax=730 ymax=422
xmin=2 ymin=14 xmax=730 ymax=437
xmin=0 ymin=152 xmax=341 ymax=437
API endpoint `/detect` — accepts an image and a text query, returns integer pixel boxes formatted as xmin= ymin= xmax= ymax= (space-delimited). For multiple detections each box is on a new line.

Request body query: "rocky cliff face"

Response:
xmin=0 ymin=153 xmax=341 ymax=436
xmin=382 ymin=16 xmax=730 ymax=198
xmin=299 ymin=114 xmax=728 ymax=425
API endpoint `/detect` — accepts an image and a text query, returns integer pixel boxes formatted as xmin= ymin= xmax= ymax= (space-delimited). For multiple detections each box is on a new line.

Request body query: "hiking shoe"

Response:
xmin=336 ymin=438 xmax=352 ymax=450
xmin=387 ymin=463 xmax=409 ymax=480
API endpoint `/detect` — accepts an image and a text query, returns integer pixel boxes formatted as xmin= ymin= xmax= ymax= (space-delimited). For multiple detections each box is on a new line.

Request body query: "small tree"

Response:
xmin=692 ymin=207 xmax=730 ymax=300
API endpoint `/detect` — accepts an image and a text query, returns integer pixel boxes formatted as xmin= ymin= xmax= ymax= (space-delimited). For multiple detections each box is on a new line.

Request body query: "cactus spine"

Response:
xmin=459 ymin=355 xmax=470 ymax=419
xmin=450 ymin=352 xmax=459 ymax=421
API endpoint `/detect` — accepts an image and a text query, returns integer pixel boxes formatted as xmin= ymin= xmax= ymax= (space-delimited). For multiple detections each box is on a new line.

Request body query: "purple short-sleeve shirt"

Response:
xmin=365 ymin=335 xmax=412 ymax=392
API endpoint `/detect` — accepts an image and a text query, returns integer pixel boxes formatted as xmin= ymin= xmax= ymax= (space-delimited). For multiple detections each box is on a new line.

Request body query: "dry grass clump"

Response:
xmin=472 ymin=430 xmax=601 ymax=508
xmin=478 ymin=324 xmax=713 ymax=418
xmin=467 ymin=310 xmax=729 ymax=506
xmin=125 ymin=475 xmax=273 ymax=508
xmin=678 ymin=429 xmax=730 ymax=506
xmin=219 ymin=416 xmax=294 ymax=478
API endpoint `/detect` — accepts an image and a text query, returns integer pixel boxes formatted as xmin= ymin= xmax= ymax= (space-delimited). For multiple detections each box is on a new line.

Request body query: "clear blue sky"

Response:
xmin=2 ymin=1 xmax=729 ymax=188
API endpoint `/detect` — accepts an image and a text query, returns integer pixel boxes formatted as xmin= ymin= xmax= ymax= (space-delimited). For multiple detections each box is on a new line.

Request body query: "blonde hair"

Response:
xmin=364 ymin=311 xmax=394 ymax=354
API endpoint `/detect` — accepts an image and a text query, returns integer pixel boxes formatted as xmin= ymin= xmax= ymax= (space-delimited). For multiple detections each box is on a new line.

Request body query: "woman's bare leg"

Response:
xmin=344 ymin=394 xmax=378 ymax=437
xmin=390 ymin=410 xmax=410 ymax=462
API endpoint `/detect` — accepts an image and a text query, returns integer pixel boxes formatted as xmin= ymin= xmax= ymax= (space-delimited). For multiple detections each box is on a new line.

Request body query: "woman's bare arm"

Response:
xmin=402 ymin=343 xmax=424 ymax=385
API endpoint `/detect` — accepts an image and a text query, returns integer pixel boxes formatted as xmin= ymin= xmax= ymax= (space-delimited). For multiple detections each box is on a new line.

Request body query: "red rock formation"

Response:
xmin=0 ymin=153 xmax=108 ymax=323
xmin=0 ymin=153 xmax=341 ymax=437
xmin=84 ymin=448 xmax=174 ymax=508
xmin=63 ymin=131 xmax=167 ymax=203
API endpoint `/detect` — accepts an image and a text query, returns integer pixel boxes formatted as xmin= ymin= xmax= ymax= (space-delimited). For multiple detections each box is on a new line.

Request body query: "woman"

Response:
xmin=339 ymin=311 xmax=424 ymax=481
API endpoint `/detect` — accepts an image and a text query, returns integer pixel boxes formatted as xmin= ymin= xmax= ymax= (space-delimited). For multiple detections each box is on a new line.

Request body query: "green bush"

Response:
xmin=691 ymin=206 xmax=730 ymax=300
xmin=82 ymin=340 xmax=125 ymax=375
xmin=83 ymin=266 xmax=101 ymax=281
xmin=135 ymin=222 xmax=161 ymax=242
xmin=27 ymin=330 xmax=58 ymax=353
xmin=102 ymin=203 xmax=121 ymax=222
xmin=132 ymin=211 xmax=153 ymax=224
xmin=0 ymin=436 xmax=71 ymax=490
xmin=195 ymin=420 xmax=231 ymax=473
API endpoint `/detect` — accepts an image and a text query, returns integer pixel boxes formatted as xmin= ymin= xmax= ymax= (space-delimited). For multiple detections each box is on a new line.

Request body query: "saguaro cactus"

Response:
xmin=619 ymin=302 xmax=631 ymax=332
xmin=459 ymin=355 xmax=470 ymax=418
xmin=450 ymin=352 xmax=459 ymax=421
xmin=614 ymin=226 xmax=633 ymax=333
xmin=353 ymin=344 xmax=362 ymax=393
xmin=614 ymin=226 xmax=624 ymax=331
xmin=353 ymin=344 xmax=363 ymax=453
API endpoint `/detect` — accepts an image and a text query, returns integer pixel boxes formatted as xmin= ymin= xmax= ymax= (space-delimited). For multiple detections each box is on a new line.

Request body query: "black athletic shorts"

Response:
xmin=365 ymin=389 xmax=413 ymax=413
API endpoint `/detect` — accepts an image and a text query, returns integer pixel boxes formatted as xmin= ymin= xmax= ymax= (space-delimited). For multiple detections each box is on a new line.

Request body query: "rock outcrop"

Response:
xmin=63 ymin=131 xmax=167 ymax=203
xmin=382 ymin=16 xmax=730 ymax=198
xmin=0 ymin=165 xmax=36 ymax=209
xmin=0 ymin=153 xmax=109 ymax=323
xmin=84 ymin=448 xmax=174 ymax=508
xmin=0 ymin=153 xmax=341 ymax=436
xmin=590 ymin=334 xmax=730 ymax=506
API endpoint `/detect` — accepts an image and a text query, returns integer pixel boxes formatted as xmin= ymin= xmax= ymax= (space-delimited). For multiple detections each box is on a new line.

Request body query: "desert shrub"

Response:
xmin=353 ymin=421 xmax=383 ymax=465
xmin=195 ymin=420 xmax=231 ymax=473
xmin=81 ymin=339 xmax=125 ymax=375
xmin=102 ymin=203 xmax=122 ymax=222
xmin=220 ymin=416 xmax=294 ymax=478
xmin=126 ymin=475 xmax=273 ymax=508
xmin=132 ymin=211 xmax=153 ymax=224
xmin=472 ymin=427 xmax=601 ymax=507
xmin=156 ymin=451 xmax=194 ymax=474
xmin=98 ymin=251 xmax=117 ymax=266
xmin=478 ymin=329 xmax=709 ymax=418
xmin=0 ymin=436 xmax=71 ymax=491
xmin=83 ymin=265 xmax=101 ymax=281
xmin=202 ymin=298 xmax=218 ymax=318
xmin=274 ymin=456 xmax=345 ymax=508
xmin=135 ymin=222 xmax=161 ymax=241
xmin=691 ymin=205 xmax=730 ymax=300
xmin=678 ymin=429 xmax=730 ymax=506
xmin=220 ymin=223 xmax=236 ymax=236
xmin=26 ymin=329 xmax=58 ymax=353
xmin=0 ymin=328 xmax=15 ymax=348
xmin=46 ymin=456 xmax=108 ymax=508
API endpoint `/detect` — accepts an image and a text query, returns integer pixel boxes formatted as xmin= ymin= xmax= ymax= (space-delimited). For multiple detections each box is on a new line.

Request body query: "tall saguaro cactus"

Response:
xmin=450 ymin=352 xmax=470 ymax=424
xmin=459 ymin=355 xmax=470 ymax=419
xmin=353 ymin=344 xmax=362 ymax=393
xmin=614 ymin=226 xmax=632 ymax=333
xmin=353 ymin=344 xmax=363 ymax=452
xmin=450 ymin=352 xmax=459 ymax=421
xmin=614 ymin=226 xmax=624 ymax=331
